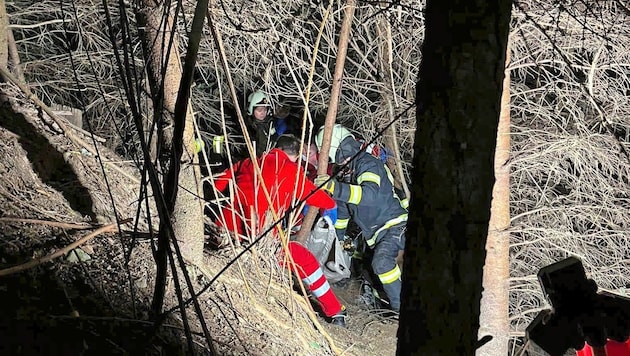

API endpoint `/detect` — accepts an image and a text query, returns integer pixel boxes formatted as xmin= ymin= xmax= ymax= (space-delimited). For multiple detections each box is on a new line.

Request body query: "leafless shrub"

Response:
xmin=509 ymin=1 xmax=630 ymax=350
xmin=8 ymin=0 xmax=630 ymax=353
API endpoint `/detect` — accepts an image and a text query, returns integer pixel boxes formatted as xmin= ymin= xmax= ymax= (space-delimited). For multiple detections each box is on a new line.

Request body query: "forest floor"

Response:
xmin=0 ymin=88 xmax=398 ymax=355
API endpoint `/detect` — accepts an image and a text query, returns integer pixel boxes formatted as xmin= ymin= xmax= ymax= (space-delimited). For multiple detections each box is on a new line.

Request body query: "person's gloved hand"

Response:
xmin=379 ymin=147 xmax=390 ymax=163
xmin=341 ymin=235 xmax=356 ymax=254
xmin=314 ymin=174 xmax=335 ymax=194
xmin=322 ymin=205 xmax=338 ymax=225
xmin=302 ymin=204 xmax=310 ymax=216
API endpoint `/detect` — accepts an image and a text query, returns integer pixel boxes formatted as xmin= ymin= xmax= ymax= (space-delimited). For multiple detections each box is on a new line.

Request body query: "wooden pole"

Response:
xmin=295 ymin=0 xmax=356 ymax=244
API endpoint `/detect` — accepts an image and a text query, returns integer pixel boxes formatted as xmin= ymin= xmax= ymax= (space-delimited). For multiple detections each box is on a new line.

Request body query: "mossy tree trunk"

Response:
xmin=397 ymin=0 xmax=512 ymax=354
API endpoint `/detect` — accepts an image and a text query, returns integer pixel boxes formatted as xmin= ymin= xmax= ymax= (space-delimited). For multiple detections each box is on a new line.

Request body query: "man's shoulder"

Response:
xmin=262 ymin=149 xmax=298 ymax=169
xmin=356 ymin=152 xmax=385 ymax=170
xmin=265 ymin=148 xmax=287 ymax=160
xmin=232 ymin=158 xmax=254 ymax=176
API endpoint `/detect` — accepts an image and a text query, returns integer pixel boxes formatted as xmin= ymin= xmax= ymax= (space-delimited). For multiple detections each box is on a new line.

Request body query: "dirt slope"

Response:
xmin=0 ymin=84 xmax=398 ymax=355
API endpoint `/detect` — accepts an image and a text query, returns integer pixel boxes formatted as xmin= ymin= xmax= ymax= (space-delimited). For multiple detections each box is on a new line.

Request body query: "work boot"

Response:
xmin=330 ymin=306 xmax=347 ymax=328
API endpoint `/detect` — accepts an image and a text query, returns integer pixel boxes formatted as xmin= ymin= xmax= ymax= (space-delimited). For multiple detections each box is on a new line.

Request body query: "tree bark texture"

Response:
xmin=0 ymin=0 xmax=8 ymax=71
xmin=138 ymin=1 xmax=179 ymax=159
xmin=397 ymin=0 xmax=511 ymax=355
xmin=7 ymin=29 xmax=24 ymax=82
xmin=476 ymin=46 xmax=511 ymax=356
xmin=137 ymin=1 xmax=204 ymax=266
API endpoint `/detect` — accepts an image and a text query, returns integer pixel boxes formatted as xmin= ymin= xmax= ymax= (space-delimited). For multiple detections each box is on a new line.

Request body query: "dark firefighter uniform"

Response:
xmin=315 ymin=126 xmax=408 ymax=311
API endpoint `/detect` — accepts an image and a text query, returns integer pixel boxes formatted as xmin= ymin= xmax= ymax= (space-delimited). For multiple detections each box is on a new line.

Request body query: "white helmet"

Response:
xmin=315 ymin=124 xmax=354 ymax=163
xmin=247 ymin=91 xmax=271 ymax=116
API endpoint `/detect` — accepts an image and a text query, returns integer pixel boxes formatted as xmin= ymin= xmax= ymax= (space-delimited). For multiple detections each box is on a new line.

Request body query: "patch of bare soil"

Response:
xmin=190 ymin=246 xmax=399 ymax=355
xmin=0 ymin=86 xmax=398 ymax=355
xmin=330 ymin=279 xmax=400 ymax=354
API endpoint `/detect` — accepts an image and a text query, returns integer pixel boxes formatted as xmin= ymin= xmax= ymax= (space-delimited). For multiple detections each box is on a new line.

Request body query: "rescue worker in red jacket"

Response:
xmin=212 ymin=134 xmax=347 ymax=326
xmin=314 ymin=124 xmax=408 ymax=312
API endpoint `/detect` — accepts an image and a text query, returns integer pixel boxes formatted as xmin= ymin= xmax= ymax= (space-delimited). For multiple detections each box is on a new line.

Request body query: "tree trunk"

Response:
xmin=296 ymin=0 xmax=355 ymax=244
xmin=3 ymin=0 xmax=23 ymax=83
xmin=7 ymin=29 xmax=24 ymax=82
xmin=137 ymin=0 xmax=204 ymax=265
xmin=476 ymin=44 xmax=511 ymax=356
xmin=397 ymin=0 xmax=511 ymax=354
xmin=0 ymin=0 xmax=8 ymax=72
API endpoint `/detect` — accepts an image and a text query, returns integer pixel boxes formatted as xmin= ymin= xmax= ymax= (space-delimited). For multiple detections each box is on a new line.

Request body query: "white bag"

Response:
xmin=306 ymin=216 xmax=351 ymax=283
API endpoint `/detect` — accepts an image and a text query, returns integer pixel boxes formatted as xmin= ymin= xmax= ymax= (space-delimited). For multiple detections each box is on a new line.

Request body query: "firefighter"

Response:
xmin=246 ymin=90 xmax=297 ymax=156
xmin=211 ymin=134 xmax=347 ymax=326
xmin=314 ymin=124 xmax=408 ymax=312
xmin=203 ymin=91 xmax=301 ymax=163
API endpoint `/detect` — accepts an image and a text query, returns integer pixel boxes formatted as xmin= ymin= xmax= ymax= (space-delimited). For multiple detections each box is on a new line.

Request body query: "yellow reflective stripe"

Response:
xmin=383 ymin=165 xmax=408 ymax=209
xmin=379 ymin=265 xmax=401 ymax=284
xmin=366 ymin=213 xmax=408 ymax=246
xmin=194 ymin=138 xmax=204 ymax=153
xmin=212 ymin=136 xmax=224 ymax=153
xmin=400 ymin=198 xmax=409 ymax=209
xmin=384 ymin=165 xmax=395 ymax=185
xmin=335 ymin=218 xmax=349 ymax=230
xmin=358 ymin=172 xmax=380 ymax=186
xmin=348 ymin=185 xmax=362 ymax=204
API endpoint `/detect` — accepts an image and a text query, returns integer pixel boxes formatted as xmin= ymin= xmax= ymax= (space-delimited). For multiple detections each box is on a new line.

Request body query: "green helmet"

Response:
xmin=315 ymin=124 xmax=354 ymax=163
xmin=247 ymin=91 xmax=271 ymax=116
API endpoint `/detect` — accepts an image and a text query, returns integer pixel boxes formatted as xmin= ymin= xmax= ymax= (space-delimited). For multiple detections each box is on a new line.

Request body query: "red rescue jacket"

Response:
xmin=214 ymin=148 xmax=335 ymax=235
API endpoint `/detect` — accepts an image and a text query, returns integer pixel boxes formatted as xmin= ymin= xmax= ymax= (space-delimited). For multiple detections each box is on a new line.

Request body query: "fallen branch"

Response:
xmin=62 ymin=119 xmax=106 ymax=143
xmin=196 ymin=261 xmax=341 ymax=354
xmin=0 ymin=66 xmax=86 ymax=146
xmin=0 ymin=218 xmax=131 ymax=277
xmin=0 ymin=217 xmax=95 ymax=230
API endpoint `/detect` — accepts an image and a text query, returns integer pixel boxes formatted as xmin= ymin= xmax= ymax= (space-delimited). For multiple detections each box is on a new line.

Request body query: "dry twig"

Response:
xmin=0 ymin=217 xmax=95 ymax=229
xmin=0 ymin=218 xmax=131 ymax=277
